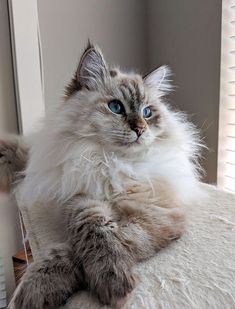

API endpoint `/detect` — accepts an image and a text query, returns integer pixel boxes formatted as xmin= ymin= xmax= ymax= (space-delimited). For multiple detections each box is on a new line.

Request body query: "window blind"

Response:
xmin=0 ymin=256 xmax=6 ymax=309
xmin=218 ymin=0 xmax=235 ymax=193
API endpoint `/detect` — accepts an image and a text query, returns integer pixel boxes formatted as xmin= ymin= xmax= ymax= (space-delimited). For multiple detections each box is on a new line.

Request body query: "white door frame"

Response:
xmin=8 ymin=0 xmax=44 ymax=135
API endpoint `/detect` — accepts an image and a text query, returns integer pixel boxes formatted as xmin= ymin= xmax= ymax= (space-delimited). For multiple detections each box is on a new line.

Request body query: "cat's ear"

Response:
xmin=77 ymin=42 xmax=109 ymax=90
xmin=144 ymin=65 xmax=173 ymax=95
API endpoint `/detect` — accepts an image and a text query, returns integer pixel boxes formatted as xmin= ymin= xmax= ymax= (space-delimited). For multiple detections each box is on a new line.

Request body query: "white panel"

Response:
xmin=226 ymin=124 xmax=235 ymax=136
xmin=225 ymin=109 xmax=235 ymax=124
xmin=226 ymin=149 xmax=235 ymax=164
xmin=226 ymin=135 xmax=235 ymax=149
xmin=218 ymin=0 xmax=235 ymax=193
xmin=224 ymin=175 xmax=235 ymax=191
xmin=0 ymin=257 xmax=6 ymax=309
xmin=8 ymin=0 xmax=44 ymax=134
xmin=225 ymin=161 xmax=235 ymax=177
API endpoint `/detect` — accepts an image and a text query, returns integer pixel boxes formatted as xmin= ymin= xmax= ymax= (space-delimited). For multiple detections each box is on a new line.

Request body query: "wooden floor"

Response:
xmin=12 ymin=243 xmax=33 ymax=285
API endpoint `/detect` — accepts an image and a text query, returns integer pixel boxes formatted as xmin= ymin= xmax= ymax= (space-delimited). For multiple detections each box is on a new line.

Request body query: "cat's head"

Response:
xmin=61 ymin=42 xmax=173 ymax=154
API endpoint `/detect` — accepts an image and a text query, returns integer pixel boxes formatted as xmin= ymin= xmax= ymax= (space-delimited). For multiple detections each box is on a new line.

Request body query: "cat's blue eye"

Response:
xmin=108 ymin=100 xmax=125 ymax=114
xmin=143 ymin=107 xmax=152 ymax=118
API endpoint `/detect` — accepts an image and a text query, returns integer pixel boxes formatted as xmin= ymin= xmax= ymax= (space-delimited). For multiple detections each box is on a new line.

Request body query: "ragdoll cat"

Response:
xmin=0 ymin=42 xmax=203 ymax=308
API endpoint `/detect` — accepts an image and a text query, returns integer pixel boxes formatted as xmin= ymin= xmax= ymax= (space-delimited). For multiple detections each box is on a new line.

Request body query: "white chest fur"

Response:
xmin=20 ymin=138 xmax=201 ymax=208
xmin=63 ymin=146 xmax=200 ymax=206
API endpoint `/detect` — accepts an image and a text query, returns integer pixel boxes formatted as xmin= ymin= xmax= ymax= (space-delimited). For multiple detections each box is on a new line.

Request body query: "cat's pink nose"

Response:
xmin=134 ymin=127 xmax=145 ymax=137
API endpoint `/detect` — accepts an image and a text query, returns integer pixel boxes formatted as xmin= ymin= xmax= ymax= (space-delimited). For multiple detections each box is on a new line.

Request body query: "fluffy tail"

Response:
xmin=0 ymin=135 xmax=28 ymax=192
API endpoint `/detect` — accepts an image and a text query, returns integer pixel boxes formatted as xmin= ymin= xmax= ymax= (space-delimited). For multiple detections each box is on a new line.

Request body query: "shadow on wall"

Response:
xmin=147 ymin=0 xmax=222 ymax=184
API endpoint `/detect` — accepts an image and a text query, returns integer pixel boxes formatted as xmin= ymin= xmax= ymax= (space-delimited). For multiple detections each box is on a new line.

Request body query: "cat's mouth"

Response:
xmin=113 ymin=134 xmax=145 ymax=147
xmin=121 ymin=137 xmax=142 ymax=147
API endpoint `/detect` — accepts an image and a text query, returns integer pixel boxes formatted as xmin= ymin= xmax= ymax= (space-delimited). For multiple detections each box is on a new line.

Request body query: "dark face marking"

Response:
xmin=113 ymin=77 xmax=162 ymax=134
xmin=119 ymin=78 xmax=146 ymax=113
xmin=127 ymin=114 xmax=147 ymax=131
xmin=119 ymin=84 xmax=131 ymax=102
xmin=146 ymin=106 xmax=161 ymax=127
xmin=147 ymin=113 xmax=161 ymax=127
xmin=110 ymin=70 xmax=117 ymax=77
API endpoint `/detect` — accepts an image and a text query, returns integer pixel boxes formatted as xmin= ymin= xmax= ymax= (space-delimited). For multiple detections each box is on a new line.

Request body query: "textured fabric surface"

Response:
xmin=19 ymin=184 xmax=235 ymax=309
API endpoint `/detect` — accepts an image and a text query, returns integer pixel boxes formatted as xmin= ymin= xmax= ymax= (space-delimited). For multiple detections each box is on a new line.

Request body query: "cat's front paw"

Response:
xmin=92 ymin=264 xmax=136 ymax=307
xmin=9 ymin=272 xmax=70 ymax=309
xmin=8 ymin=278 xmax=57 ymax=309
xmin=9 ymin=245 xmax=80 ymax=309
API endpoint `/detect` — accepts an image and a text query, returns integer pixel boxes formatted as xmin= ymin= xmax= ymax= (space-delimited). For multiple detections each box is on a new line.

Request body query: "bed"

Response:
xmin=19 ymin=184 xmax=235 ymax=309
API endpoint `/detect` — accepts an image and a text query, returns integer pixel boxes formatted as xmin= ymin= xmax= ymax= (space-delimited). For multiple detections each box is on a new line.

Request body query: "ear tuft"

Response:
xmin=144 ymin=65 xmax=173 ymax=96
xmin=76 ymin=42 xmax=108 ymax=90
xmin=64 ymin=42 xmax=109 ymax=97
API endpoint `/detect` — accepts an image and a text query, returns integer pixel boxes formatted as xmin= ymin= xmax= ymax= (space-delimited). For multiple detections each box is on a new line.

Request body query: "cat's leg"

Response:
xmin=65 ymin=197 xmax=136 ymax=307
xmin=0 ymin=136 xmax=28 ymax=192
xmin=9 ymin=243 xmax=84 ymax=309
xmin=115 ymin=200 xmax=185 ymax=261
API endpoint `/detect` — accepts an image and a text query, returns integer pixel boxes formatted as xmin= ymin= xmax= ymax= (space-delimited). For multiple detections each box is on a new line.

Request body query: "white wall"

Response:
xmin=0 ymin=0 xmax=22 ymax=301
xmin=147 ymin=0 xmax=222 ymax=183
xmin=38 ymin=0 xmax=222 ymax=183
xmin=38 ymin=0 xmax=148 ymax=109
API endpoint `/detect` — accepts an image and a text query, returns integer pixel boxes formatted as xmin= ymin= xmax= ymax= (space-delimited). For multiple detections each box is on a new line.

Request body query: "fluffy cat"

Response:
xmin=1 ymin=42 xmax=203 ymax=308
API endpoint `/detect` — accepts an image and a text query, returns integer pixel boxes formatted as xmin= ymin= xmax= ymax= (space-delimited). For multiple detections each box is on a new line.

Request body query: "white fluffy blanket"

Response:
xmin=20 ymin=184 xmax=235 ymax=309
